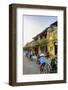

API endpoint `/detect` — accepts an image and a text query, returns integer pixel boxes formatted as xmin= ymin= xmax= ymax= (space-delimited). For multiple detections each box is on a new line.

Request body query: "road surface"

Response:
xmin=23 ymin=55 xmax=40 ymax=74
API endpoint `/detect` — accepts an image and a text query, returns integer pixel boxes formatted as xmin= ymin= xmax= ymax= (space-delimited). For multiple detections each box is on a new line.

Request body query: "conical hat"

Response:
xmin=40 ymin=53 xmax=45 ymax=57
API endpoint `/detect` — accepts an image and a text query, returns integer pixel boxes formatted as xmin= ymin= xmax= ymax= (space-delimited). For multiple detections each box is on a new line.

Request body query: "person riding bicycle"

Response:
xmin=39 ymin=53 xmax=47 ymax=72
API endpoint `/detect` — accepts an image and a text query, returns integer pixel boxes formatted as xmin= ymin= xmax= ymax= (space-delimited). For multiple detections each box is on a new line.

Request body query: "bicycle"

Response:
xmin=40 ymin=63 xmax=52 ymax=73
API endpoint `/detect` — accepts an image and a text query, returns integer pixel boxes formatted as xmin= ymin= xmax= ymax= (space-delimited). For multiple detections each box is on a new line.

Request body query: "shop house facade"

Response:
xmin=47 ymin=21 xmax=57 ymax=57
xmin=24 ymin=21 xmax=57 ymax=58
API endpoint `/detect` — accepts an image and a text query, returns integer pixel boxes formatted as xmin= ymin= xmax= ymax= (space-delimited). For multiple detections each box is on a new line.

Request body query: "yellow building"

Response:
xmin=47 ymin=22 xmax=57 ymax=57
xmin=24 ymin=21 xmax=57 ymax=58
xmin=33 ymin=28 xmax=47 ymax=55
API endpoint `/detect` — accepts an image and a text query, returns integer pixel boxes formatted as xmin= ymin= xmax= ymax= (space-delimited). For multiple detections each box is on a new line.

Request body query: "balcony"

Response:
xmin=34 ymin=38 xmax=48 ymax=46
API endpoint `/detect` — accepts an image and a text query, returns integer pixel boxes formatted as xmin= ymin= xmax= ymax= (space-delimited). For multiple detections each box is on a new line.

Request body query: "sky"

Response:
xmin=23 ymin=15 xmax=57 ymax=46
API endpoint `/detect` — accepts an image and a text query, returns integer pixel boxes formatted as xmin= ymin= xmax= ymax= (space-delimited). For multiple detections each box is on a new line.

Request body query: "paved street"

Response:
xmin=23 ymin=55 xmax=40 ymax=74
xmin=23 ymin=52 xmax=52 ymax=75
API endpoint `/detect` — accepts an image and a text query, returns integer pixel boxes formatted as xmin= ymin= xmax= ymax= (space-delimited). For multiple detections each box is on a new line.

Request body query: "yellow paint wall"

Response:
xmin=47 ymin=27 xmax=57 ymax=57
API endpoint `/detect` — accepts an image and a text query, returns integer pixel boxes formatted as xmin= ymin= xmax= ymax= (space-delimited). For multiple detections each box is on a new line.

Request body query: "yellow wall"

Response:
xmin=32 ymin=26 xmax=57 ymax=57
xmin=47 ymin=42 xmax=55 ymax=57
xmin=47 ymin=26 xmax=57 ymax=57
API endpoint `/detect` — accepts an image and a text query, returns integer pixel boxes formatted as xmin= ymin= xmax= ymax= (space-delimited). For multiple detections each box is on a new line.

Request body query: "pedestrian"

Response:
xmin=37 ymin=50 xmax=41 ymax=64
xmin=37 ymin=50 xmax=41 ymax=58
xmin=30 ymin=50 xmax=33 ymax=60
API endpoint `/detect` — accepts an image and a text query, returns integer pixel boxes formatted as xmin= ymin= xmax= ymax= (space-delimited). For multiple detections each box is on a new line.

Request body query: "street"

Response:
xmin=23 ymin=55 xmax=40 ymax=74
xmin=23 ymin=52 xmax=52 ymax=75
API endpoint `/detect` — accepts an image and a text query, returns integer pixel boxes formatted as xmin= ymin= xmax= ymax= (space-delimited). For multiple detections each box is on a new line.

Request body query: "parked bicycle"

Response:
xmin=50 ymin=56 xmax=57 ymax=73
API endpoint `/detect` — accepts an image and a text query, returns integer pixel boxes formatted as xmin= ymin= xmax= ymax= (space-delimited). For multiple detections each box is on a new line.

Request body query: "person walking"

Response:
xmin=29 ymin=50 xmax=33 ymax=61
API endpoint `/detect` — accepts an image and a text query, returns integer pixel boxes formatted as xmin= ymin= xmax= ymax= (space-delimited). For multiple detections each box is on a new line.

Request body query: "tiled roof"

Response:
xmin=50 ymin=21 xmax=57 ymax=26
